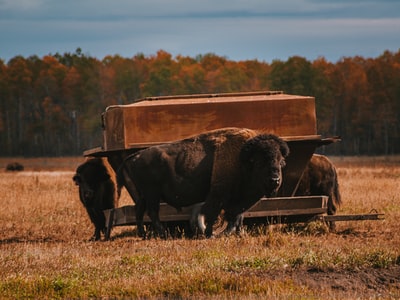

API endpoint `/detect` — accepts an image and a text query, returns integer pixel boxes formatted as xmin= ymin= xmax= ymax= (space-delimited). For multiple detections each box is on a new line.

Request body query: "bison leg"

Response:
xmin=93 ymin=227 xmax=102 ymax=241
xmin=135 ymin=197 xmax=147 ymax=238
xmin=198 ymin=204 xmax=221 ymax=238
xmin=225 ymin=213 xmax=244 ymax=235
xmin=327 ymin=194 xmax=337 ymax=231
xmin=205 ymin=216 xmax=218 ymax=238
xmin=140 ymin=189 xmax=166 ymax=239
xmin=87 ymin=208 xmax=106 ymax=241
xmin=147 ymin=202 xmax=166 ymax=239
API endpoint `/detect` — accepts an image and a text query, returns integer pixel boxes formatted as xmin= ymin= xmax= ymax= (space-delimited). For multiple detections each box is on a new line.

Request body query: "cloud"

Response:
xmin=2 ymin=0 xmax=398 ymax=19
xmin=0 ymin=0 xmax=45 ymax=11
xmin=0 ymin=0 xmax=399 ymax=62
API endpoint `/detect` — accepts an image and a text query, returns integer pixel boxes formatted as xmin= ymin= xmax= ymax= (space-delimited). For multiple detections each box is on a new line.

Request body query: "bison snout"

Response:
xmin=270 ymin=177 xmax=281 ymax=189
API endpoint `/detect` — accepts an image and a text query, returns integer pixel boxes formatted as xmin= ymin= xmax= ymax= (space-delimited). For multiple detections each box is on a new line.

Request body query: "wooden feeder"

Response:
xmin=83 ymin=91 xmax=354 ymax=240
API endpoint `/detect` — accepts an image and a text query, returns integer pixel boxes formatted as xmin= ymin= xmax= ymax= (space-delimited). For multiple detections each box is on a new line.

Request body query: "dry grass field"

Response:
xmin=0 ymin=156 xmax=399 ymax=299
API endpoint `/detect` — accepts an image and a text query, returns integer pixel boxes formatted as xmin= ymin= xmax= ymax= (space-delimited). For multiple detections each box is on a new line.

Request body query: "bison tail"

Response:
xmin=115 ymin=152 xmax=139 ymax=187
xmin=334 ymin=181 xmax=342 ymax=208
xmin=116 ymin=164 xmax=126 ymax=188
xmin=333 ymin=168 xmax=342 ymax=208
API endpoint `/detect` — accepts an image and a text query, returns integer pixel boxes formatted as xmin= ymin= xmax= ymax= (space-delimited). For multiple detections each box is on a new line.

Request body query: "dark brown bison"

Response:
xmin=296 ymin=154 xmax=342 ymax=229
xmin=73 ymin=157 xmax=120 ymax=241
xmin=6 ymin=162 xmax=24 ymax=171
xmin=119 ymin=127 xmax=289 ymax=238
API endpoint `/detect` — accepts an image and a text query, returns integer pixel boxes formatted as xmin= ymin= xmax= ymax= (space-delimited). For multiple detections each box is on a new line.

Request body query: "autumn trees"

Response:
xmin=0 ymin=48 xmax=399 ymax=156
xmin=268 ymin=53 xmax=400 ymax=155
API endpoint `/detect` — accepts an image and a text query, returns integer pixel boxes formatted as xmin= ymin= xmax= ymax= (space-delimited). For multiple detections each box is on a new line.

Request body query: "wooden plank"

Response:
xmin=83 ymin=147 xmax=103 ymax=156
xmin=104 ymin=196 xmax=328 ymax=228
xmin=321 ymin=214 xmax=384 ymax=222
xmin=245 ymin=196 xmax=328 ymax=213
xmin=243 ymin=207 xmax=327 ymax=218
xmin=141 ymin=90 xmax=284 ymax=101
xmin=104 ymin=203 xmax=197 ymax=227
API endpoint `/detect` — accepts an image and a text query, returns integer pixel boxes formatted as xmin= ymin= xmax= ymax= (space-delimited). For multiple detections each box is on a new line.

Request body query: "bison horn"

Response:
xmin=270 ymin=177 xmax=281 ymax=187
xmin=197 ymin=213 xmax=206 ymax=234
xmin=190 ymin=203 xmax=202 ymax=231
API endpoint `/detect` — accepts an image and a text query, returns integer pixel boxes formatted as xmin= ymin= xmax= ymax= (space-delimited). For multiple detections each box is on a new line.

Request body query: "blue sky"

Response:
xmin=1 ymin=0 xmax=399 ymax=63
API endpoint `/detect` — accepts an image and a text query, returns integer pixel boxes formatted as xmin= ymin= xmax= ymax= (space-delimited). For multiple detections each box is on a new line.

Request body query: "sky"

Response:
xmin=1 ymin=0 xmax=399 ymax=63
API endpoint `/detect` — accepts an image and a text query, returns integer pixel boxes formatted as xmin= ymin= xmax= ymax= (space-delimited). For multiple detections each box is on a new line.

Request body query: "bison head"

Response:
xmin=73 ymin=158 xmax=111 ymax=206
xmin=233 ymin=134 xmax=289 ymax=214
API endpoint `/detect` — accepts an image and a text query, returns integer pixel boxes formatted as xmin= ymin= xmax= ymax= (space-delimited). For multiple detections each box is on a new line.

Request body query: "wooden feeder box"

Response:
xmin=82 ymin=91 xmax=353 ymax=240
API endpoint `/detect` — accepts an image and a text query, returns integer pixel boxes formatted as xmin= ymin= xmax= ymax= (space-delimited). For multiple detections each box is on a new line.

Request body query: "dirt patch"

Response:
xmin=300 ymin=267 xmax=399 ymax=295
xmin=254 ymin=266 xmax=400 ymax=298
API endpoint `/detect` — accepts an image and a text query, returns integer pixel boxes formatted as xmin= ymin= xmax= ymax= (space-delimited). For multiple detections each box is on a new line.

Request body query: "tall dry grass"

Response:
xmin=0 ymin=156 xmax=399 ymax=299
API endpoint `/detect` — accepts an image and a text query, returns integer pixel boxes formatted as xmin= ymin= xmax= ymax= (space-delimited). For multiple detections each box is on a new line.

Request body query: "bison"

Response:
xmin=119 ymin=127 xmax=289 ymax=238
xmin=6 ymin=162 xmax=24 ymax=171
xmin=73 ymin=157 xmax=120 ymax=241
xmin=296 ymin=154 xmax=342 ymax=230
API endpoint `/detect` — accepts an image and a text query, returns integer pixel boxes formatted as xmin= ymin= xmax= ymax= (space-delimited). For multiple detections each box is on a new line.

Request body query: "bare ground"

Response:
xmin=258 ymin=266 xmax=400 ymax=298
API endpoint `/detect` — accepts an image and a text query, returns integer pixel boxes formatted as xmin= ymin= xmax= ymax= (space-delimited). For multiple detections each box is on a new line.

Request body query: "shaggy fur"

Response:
xmin=73 ymin=157 xmax=120 ymax=241
xmin=296 ymin=154 xmax=342 ymax=229
xmin=120 ymin=127 xmax=289 ymax=238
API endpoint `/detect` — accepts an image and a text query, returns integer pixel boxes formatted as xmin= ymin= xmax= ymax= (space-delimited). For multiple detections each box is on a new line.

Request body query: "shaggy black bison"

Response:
xmin=296 ymin=154 xmax=342 ymax=229
xmin=73 ymin=157 xmax=120 ymax=241
xmin=119 ymin=127 xmax=289 ymax=238
xmin=6 ymin=162 xmax=24 ymax=171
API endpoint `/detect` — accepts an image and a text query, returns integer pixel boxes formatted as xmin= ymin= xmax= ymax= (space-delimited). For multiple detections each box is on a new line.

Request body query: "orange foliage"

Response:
xmin=1 ymin=49 xmax=400 ymax=156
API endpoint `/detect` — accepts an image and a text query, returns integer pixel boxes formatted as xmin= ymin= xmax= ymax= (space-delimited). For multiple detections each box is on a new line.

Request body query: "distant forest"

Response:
xmin=1 ymin=48 xmax=399 ymax=156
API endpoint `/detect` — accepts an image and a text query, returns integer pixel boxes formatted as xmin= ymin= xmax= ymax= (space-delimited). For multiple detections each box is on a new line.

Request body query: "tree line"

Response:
xmin=1 ymin=48 xmax=399 ymax=157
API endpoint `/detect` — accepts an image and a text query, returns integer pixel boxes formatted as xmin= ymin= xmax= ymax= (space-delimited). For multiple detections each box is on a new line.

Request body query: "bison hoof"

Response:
xmin=136 ymin=226 xmax=146 ymax=238
xmin=205 ymin=229 xmax=214 ymax=239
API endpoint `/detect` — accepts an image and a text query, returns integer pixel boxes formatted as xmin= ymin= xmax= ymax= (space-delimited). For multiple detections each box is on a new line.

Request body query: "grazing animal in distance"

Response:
xmin=6 ymin=162 xmax=24 ymax=171
xmin=73 ymin=157 xmax=120 ymax=241
xmin=119 ymin=127 xmax=289 ymax=238
xmin=296 ymin=154 xmax=342 ymax=230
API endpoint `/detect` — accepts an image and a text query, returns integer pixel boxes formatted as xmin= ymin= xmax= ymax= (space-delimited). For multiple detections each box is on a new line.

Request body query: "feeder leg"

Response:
xmin=105 ymin=209 xmax=115 ymax=240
